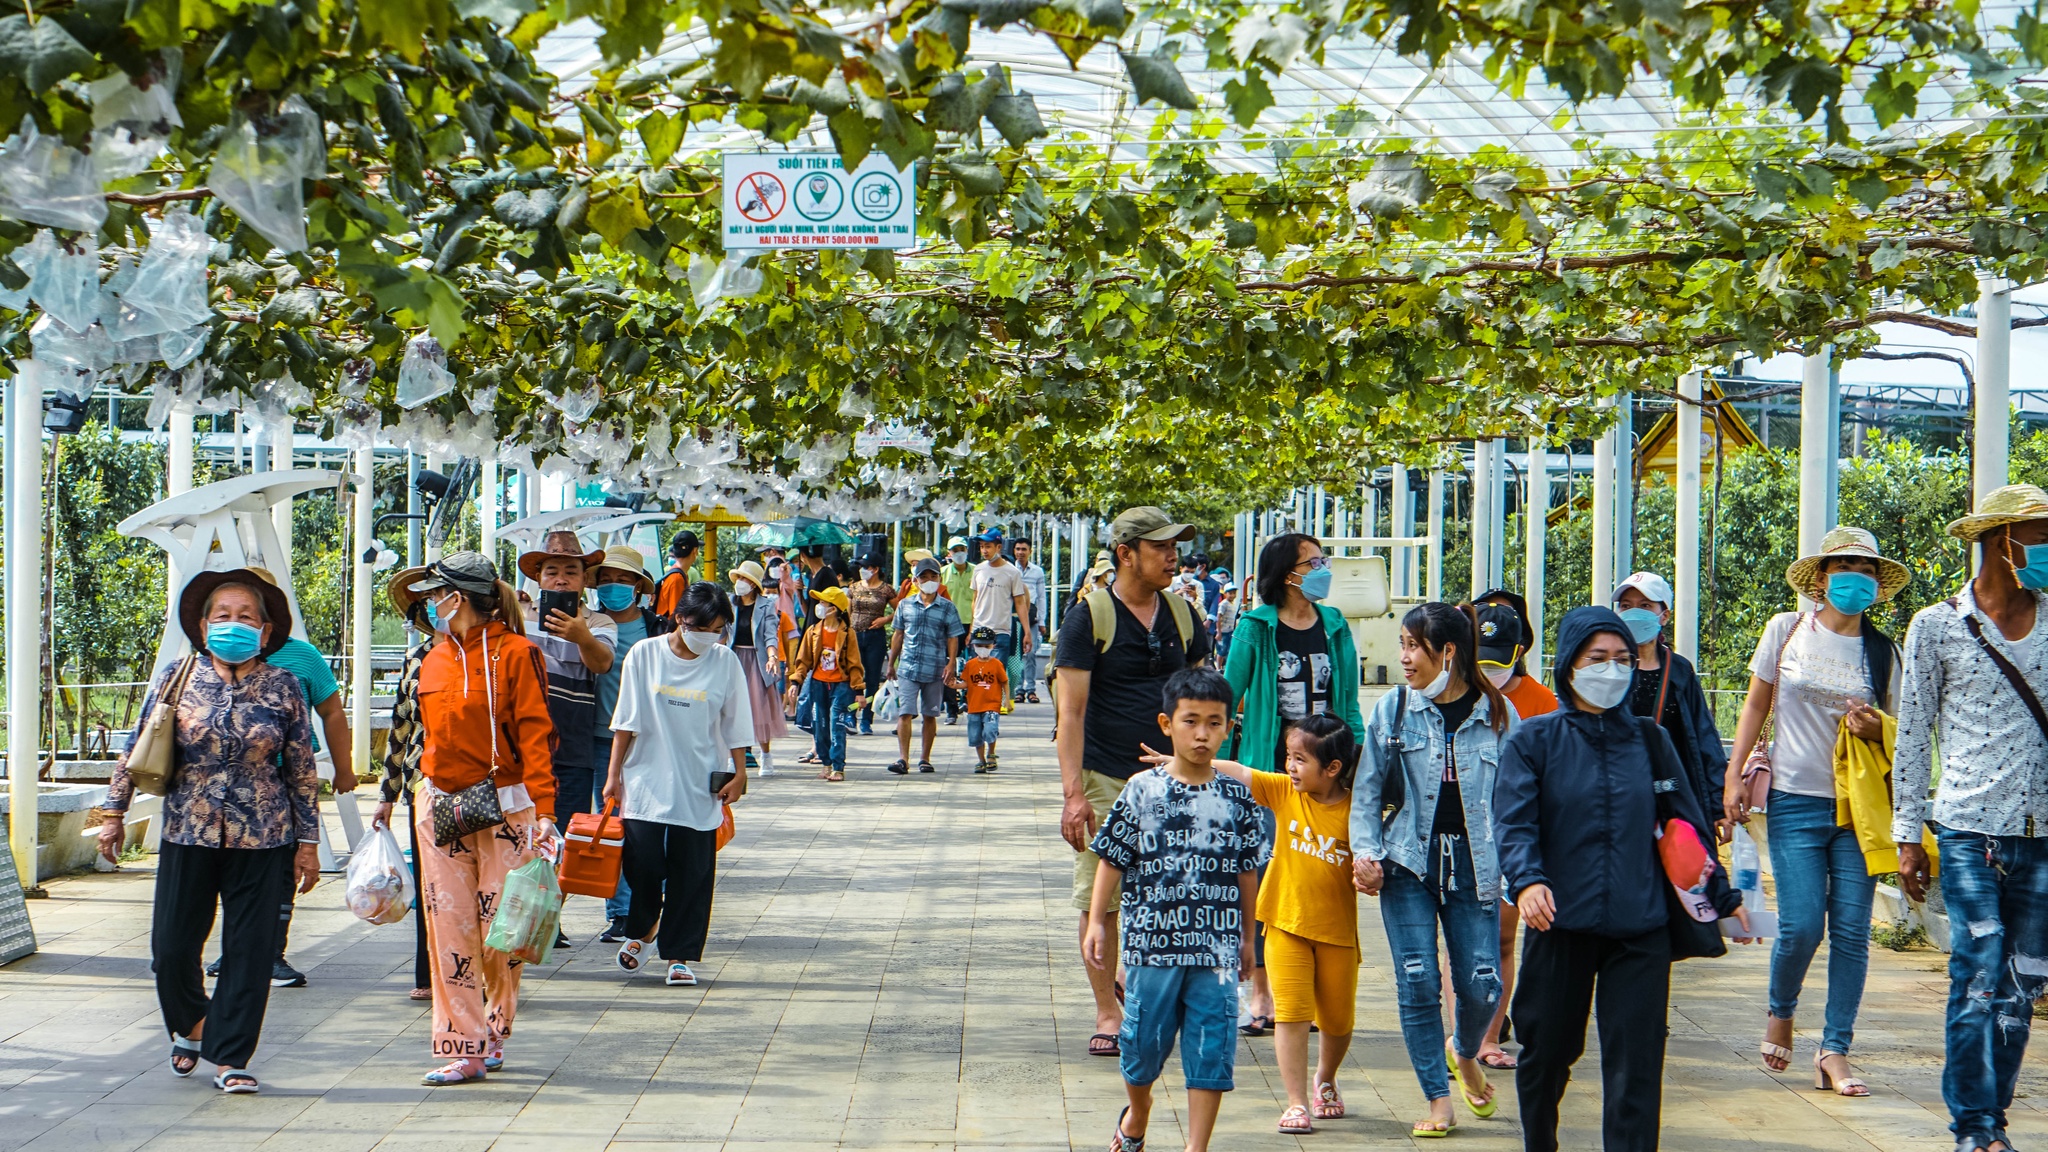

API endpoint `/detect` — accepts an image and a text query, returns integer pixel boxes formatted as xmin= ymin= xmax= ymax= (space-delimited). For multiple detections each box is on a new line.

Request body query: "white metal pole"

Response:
xmin=1675 ymin=371 xmax=1703 ymax=660
xmin=1977 ymin=274 xmax=2013 ymax=502
xmin=892 ymin=520 xmax=902 ymax=586
xmin=1487 ymin=440 xmax=1507 ymax=591
xmin=479 ymin=461 xmax=499 ymax=568
xmin=1592 ymin=407 xmax=1616 ymax=603
xmin=1049 ymin=515 xmax=1061 ymax=635
xmin=1426 ymin=470 xmax=1445 ymax=602
xmin=7 ymin=364 xmax=44 ymax=889
xmin=167 ymin=410 xmax=194 ymax=605
xmin=270 ymin=416 xmax=294 ymax=588
xmin=1391 ymin=465 xmax=1413 ymax=597
xmin=1525 ymin=432 xmax=1548 ymax=678
xmin=350 ymin=448 xmax=375 ymax=795
xmin=1797 ymin=352 xmax=1835 ymax=606
xmin=1470 ymin=442 xmax=1492 ymax=601
xmin=1614 ymin=394 xmax=1635 ymax=578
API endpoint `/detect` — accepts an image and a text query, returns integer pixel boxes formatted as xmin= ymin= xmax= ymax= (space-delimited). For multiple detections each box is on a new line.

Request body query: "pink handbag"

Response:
xmin=1740 ymin=613 xmax=1804 ymax=814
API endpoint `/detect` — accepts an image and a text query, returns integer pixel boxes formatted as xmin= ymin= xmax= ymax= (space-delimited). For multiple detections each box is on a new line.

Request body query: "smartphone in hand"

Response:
xmin=537 ymin=590 xmax=581 ymax=627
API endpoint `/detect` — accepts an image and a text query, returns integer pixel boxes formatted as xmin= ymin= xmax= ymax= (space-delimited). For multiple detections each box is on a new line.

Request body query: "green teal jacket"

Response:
xmin=1222 ymin=602 xmax=1367 ymax=771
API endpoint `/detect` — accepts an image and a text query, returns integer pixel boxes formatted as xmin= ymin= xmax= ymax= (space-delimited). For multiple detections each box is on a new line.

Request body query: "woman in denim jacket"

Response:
xmin=1351 ymin=603 xmax=1517 ymax=1138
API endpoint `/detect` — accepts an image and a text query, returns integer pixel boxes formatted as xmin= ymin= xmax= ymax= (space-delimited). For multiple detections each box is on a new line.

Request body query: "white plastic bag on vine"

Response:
xmin=396 ymin=334 xmax=456 ymax=409
xmin=17 ymin=230 xmax=102 ymax=333
xmin=0 ymin=119 xmax=107 ymax=234
xmin=208 ymin=96 xmax=323 ymax=253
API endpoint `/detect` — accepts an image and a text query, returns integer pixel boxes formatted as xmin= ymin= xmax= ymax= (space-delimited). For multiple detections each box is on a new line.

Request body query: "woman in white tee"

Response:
xmin=604 ymin=582 xmax=753 ymax=987
xmin=1724 ymin=527 xmax=1906 ymax=1098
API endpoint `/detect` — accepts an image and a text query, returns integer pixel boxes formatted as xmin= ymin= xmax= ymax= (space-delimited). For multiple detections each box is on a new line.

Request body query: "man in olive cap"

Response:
xmin=1051 ymin=506 xmax=1209 ymax=1055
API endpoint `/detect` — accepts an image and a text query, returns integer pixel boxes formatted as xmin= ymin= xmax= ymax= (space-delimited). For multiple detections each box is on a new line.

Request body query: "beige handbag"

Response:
xmin=125 ymin=656 xmax=198 ymax=797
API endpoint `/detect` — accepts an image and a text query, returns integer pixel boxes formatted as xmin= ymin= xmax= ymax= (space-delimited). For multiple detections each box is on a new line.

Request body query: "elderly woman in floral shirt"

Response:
xmin=98 ymin=569 xmax=321 ymax=1096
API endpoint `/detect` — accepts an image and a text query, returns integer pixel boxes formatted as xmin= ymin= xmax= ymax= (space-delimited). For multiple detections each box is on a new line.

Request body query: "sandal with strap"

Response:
xmin=168 ymin=1034 xmax=203 ymax=1077
xmin=1313 ymin=1081 xmax=1345 ymax=1119
xmin=829 ymin=770 xmax=845 ymax=781
xmin=1478 ymin=1048 xmax=1518 ymax=1070
xmin=1277 ymin=1104 xmax=1314 ymax=1134
xmin=1109 ymin=1105 xmax=1145 ymax=1152
xmin=1088 ymin=1033 xmax=1120 ymax=1057
xmin=212 ymin=1069 xmax=260 ymax=1094
xmin=421 ymin=1060 xmax=485 ymax=1086
xmin=408 ymin=987 xmax=432 ymax=1001
xmin=1412 ymin=1115 xmax=1456 ymax=1139
xmin=887 ymin=760 xmax=910 ymax=775
xmin=483 ymin=1046 xmax=504 ymax=1073
xmin=917 ymin=761 xmax=935 ymax=773
xmin=1815 ymin=1050 xmax=1869 ymax=1097
xmin=1760 ymin=1040 xmax=1794 ymax=1073
xmin=617 ymin=939 xmax=649 ymax=973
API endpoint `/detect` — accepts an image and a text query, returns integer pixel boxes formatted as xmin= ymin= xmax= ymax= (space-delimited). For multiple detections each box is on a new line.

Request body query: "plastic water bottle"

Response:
xmin=1732 ymin=824 xmax=1761 ymax=892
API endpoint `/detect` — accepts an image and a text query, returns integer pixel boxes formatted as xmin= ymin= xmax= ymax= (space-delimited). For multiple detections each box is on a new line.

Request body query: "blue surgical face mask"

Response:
xmin=1825 ymin=571 xmax=1879 ymax=615
xmin=1296 ymin=567 xmax=1332 ymax=601
xmin=595 ymin=583 xmax=637 ymax=611
xmin=2010 ymin=540 xmax=2048 ymax=590
xmin=206 ymin=621 xmax=263 ymax=664
xmin=1617 ymin=606 xmax=1664 ymax=645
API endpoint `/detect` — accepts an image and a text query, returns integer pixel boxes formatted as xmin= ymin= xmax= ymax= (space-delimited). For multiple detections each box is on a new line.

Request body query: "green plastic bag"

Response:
xmin=484 ymin=856 xmax=562 ymax=965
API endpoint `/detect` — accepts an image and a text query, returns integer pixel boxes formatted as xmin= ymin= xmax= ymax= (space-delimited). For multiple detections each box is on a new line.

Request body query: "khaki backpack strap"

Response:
xmin=1162 ymin=593 xmax=1194 ymax=649
xmin=1086 ymin=589 xmax=1117 ymax=652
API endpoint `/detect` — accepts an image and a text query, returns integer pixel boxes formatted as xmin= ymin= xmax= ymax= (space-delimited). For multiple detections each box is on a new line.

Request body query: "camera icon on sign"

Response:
xmin=860 ymin=183 xmax=893 ymax=208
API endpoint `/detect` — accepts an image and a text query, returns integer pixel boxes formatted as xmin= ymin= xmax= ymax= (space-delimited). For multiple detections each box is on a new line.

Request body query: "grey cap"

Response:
xmin=911 ymin=557 xmax=942 ymax=577
xmin=408 ymin=551 xmax=501 ymax=597
xmin=1108 ymin=506 xmax=1196 ymax=549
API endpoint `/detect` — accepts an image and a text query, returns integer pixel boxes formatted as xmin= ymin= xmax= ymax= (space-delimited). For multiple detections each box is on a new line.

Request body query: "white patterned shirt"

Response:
xmin=1892 ymin=584 xmax=2048 ymax=842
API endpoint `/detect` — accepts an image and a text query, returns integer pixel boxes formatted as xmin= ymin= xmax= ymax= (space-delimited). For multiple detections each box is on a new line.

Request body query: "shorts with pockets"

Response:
xmin=967 ymin=710 xmax=1001 ymax=746
xmin=1119 ymin=963 xmax=1239 ymax=1091
xmin=1072 ymin=769 xmax=1128 ymax=910
xmin=1264 ymin=924 xmax=1359 ymax=1033
xmin=897 ymin=677 xmax=945 ymax=718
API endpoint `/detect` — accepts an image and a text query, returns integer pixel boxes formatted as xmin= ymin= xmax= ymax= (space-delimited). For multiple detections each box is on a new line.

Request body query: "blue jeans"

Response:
xmin=1377 ymin=836 xmax=1504 ymax=1100
xmin=808 ymin=679 xmax=853 ymax=770
xmin=795 ymin=675 xmax=817 ymax=731
xmin=1935 ymin=823 xmax=2048 ymax=1143
xmin=594 ymin=739 xmax=632 ymax=922
xmin=1763 ymin=790 xmax=1874 ymax=1054
xmin=1119 ymin=963 xmax=1240 ymax=1091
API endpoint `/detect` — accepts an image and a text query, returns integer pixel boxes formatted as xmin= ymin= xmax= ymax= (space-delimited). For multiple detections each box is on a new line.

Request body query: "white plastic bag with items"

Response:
xmin=17 ymin=229 xmax=102 ymax=334
xmin=396 ymin=333 xmax=456 ymax=409
xmin=102 ymin=206 xmax=211 ymax=343
xmin=345 ymin=826 xmax=416 ymax=926
xmin=207 ymin=96 xmax=323 ymax=253
xmin=0 ymin=118 xmax=107 ymax=233
xmin=872 ymin=679 xmax=904 ymax=725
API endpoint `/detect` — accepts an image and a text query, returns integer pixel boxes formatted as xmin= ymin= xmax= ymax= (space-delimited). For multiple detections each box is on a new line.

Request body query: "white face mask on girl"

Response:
xmin=973 ymin=645 xmax=994 ymax=659
xmin=679 ymin=630 xmax=721 ymax=655
xmin=1483 ymin=665 xmax=1514 ymax=689
xmin=1572 ymin=659 xmax=1634 ymax=710
xmin=1419 ymin=667 xmax=1452 ymax=700
xmin=734 ymin=579 xmax=756 ymax=597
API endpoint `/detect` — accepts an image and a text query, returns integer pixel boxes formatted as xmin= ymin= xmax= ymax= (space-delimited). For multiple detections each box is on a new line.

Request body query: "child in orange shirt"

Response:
xmin=963 ymin=626 xmax=1009 ymax=774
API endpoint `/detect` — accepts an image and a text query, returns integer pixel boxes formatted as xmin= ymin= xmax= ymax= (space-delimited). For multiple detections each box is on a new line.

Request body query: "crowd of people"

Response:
xmin=88 ymin=486 xmax=2048 ymax=1152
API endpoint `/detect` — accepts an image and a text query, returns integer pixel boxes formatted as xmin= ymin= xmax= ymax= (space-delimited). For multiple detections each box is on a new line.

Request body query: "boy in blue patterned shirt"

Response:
xmin=1085 ymin=668 xmax=1261 ymax=1152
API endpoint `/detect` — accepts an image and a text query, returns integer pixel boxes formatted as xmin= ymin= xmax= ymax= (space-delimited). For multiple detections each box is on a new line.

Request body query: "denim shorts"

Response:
xmin=1119 ymin=963 xmax=1239 ymax=1092
xmin=967 ymin=711 xmax=1001 ymax=746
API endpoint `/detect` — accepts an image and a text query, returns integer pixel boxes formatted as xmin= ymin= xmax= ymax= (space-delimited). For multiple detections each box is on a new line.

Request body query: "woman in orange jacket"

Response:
xmin=785 ymin=586 xmax=866 ymax=781
xmin=404 ymin=552 xmax=558 ymax=1086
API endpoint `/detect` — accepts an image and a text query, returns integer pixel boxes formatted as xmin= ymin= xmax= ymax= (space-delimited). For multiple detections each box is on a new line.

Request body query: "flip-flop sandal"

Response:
xmin=1412 ymin=1117 xmax=1455 ymax=1139
xmin=408 ymin=987 xmax=432 ymax=1001
xmin=1458 ymin=1074 xmax=1498 ymax=1118
xmin=421 ymin=1060 xmax=484 ymax=1086
xmin=1239 ymin=1014 xmax=1272 ymax=1036
xmin=887 ymin=760 xmax=910 ymax=775
xmin=1277 ymin=1104 xmax=1314 ymax=1134
xmin=1313 ymin=1081 xmax=1345 ymax=1119
xmin=829 ymin=771 xmax=845 ymax=781
xmin=665 ymin=963 xmax=698 ymax=986
xmin=917 ymin=761 xmax=935 ymax=773
xmin=1110 ymin=1105 xmax=1145 ymax=1152
xmin=168 ymin=1034 xmax=203 ymax=1077
xmin=213 ymin=1069 xmax=259 ymax=1094
xmin=1478 ymin=1050 xmax=1519 ymax=1070
xmin=1088 ymin=1033 xmax=1120 ymax=1057
xmin=617 ymin=939 xmax=649 ymax=972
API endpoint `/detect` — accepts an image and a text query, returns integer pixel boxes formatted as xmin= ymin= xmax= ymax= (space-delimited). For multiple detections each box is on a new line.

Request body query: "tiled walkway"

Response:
xmin=0 ymin=702 xmax=2024 ymax=1150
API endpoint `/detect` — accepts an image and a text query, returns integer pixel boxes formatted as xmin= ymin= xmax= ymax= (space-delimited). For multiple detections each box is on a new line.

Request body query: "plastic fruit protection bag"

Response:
xmin=0 ymin=118 xmax=107 ymax=234
xmin=102 ymin=207 xmax=211 ymax=343
xmin=396 ymin=334 xmax=456 ymax=409
xmin=345 ymin=826 xmax=416 ymax=925
xmin=17 ymin=229 xmax=102 ymax=333
xmin=208 ymin=96 xmax=323 ymax=253
xmin=483 ymin=855 xmax=562 ymax=965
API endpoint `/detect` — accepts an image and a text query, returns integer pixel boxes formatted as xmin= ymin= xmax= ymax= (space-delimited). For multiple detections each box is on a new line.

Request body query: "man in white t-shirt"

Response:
xmin=970 ymin=528 xmax=1029 ymax=668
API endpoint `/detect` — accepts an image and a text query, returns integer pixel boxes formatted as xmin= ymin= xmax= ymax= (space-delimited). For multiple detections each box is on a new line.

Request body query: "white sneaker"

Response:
xmin=756 ymin=764 xmax=777 ymax=777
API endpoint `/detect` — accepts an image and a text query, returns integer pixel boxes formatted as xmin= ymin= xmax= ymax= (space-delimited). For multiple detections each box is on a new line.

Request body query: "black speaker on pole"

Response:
xmin=855 ymin=532 xmax=888 ymax=565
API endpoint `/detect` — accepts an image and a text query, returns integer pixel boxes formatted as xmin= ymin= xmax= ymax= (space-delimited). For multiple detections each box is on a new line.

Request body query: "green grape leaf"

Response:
xmin=0 ymin=16 xmax=93 ymax=92
xmin=637 ymin=110 xmax=683 ymax=167
xmin=986 ymin=92 xmax=1046 ymax=146
xmin=1120 ymin=49 xmax=1197 ymax=110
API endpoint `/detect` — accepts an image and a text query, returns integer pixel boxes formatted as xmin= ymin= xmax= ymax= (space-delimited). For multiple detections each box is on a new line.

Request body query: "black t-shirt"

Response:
xmin=1274 ymin=619 xmax=1331 ymax=766
xmin=1630 ymin=659 xmax=1694 ymax=785
xmin=1431 ymin=691 xmax=1477 ymax=838
xmin=733 ymin=601 xmax=756 ymax=649
xmin=1054 ymin=592 xmax=1214 ymax=781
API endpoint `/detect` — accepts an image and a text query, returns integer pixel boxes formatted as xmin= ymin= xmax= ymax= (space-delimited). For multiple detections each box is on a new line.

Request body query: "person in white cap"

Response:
xmin=1895 ymin=485 xmax=2048 ymax=1152
xmin=1611 ymin=572 xmax=1727 ymax=823
xmin=1723 ymin=527 xmax=1907 ymax=1100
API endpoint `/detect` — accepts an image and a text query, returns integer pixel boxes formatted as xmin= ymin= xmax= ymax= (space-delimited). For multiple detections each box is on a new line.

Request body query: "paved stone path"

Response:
xmin=0 ymin=702 xmax=2028 ymax=1150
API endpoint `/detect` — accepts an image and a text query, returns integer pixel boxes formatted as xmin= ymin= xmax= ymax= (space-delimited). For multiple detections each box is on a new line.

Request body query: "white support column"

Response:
xmin=1614 ymin=394 xmax=1635 ymax=577
xmin=1071 ymin=514 xmax=1088 ymax=585
xmin=350 ymin=449 xmax=375 ymax=799
xmin=1591 ymin=405 xmax=1616 ymax=603
xmin=1049 ymin=516 xmax=1061 ymax=635
xmin=1675 ymin=371 xmax=1703 ymax=660
xmin=1798 ymin=352 xmax=1836 ymax=605
xmin=1470 ymin=441 xmax=1493 ymax=600
xmin=1426 ymin=470 xmax=1445 ymax=602
xmin=892 ymin=521 xmax=902 ymax=586
xmin=1977 ymin=274 xmax=2013 ymax=502
xmin=166 ymin=410 xmax=194 ymax=605
xmin=270 ymin=417 xmax=294 ymax=588
xmin=1525 ymin=432 xmax=1548 ymax=676
xmin=1391 ymin=465 xmax=1413 ymax=597
xmin=7 ymin=364 xmax=45 ymax=889
xmin=479 ymin=461 xmax=499 ymax=566
xmin=1487 ymin=440 xmax=1507 ymax=592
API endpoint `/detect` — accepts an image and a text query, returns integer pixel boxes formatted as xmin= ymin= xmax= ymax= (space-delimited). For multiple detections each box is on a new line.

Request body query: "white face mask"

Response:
xmin=949 ymin=550 xmax=966 ymax=564
xmin=1419 ymin=667 xmax=1452 ymax=700
xmin=734 ymin=579 xmax=756 ymax=597
xmin=1572 ymin=659 xmax=1634 ymax=710
xmin=862 ymin=568 xmax=879 ymax=580
xmin=974 ymin=646 xmax=995 ymax=658
xmin=679 ymin=630 xmax=721 ymax=655
xmin=818 ymin=606 xmax=838 ymax=622
xmin=1483 ymin=665 xmax=1514 ymax=689
xmin=918 ymin=580 xmax=940 ymax=596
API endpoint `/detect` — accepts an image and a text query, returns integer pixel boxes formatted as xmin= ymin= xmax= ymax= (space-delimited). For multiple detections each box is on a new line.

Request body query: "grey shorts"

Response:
xmin=897 ymin=677 xmax=946 ymax=717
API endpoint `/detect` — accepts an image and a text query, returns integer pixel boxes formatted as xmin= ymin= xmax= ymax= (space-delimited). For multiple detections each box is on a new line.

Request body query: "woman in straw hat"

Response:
xmin=729 ymin=560 xmax=797 ymax=777
xmin=1724 ymin=526 xmax=1908 ymax=1097
xmin=97 ymin=569 xmax=319 ymax=1095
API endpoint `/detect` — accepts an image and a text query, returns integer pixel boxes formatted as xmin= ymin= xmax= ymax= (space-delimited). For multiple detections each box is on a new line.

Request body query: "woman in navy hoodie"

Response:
xmin=1493 ymin=607 xmax=1749 ymax=1152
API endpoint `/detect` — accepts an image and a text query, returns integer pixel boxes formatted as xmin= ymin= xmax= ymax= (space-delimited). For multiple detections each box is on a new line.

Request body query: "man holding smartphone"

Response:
xmin=519 ymin=531 xmax=619 ymax=835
